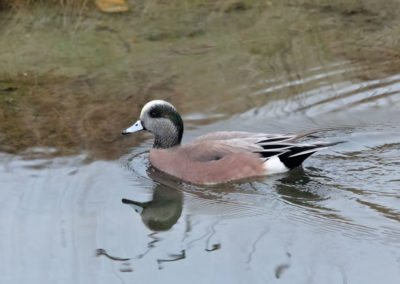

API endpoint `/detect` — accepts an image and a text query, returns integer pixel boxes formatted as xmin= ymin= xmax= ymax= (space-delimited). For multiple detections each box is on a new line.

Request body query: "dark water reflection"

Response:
xmin=1 ymin=62 xmax=400 ymax=283
xmin=122 ymin=181 xmax=183 ymax=232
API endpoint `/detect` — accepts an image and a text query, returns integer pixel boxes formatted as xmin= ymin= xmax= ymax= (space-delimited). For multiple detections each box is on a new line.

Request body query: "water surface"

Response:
xmin=1 ymin=62 xmax=399 ymax=283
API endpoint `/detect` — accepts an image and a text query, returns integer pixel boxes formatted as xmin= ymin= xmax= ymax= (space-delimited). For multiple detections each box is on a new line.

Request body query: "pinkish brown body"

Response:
xmin=150 ymin=145 xmax=266 ymax=185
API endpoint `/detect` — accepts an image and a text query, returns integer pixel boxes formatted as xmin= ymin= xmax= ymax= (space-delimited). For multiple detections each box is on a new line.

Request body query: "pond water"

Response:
xmin=1 ymin=61 xmax=399 ymax=283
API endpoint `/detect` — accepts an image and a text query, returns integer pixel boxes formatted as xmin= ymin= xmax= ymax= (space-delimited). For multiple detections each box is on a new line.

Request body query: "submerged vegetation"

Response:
xmin=1 ymin=0 xmax=400 ymax=158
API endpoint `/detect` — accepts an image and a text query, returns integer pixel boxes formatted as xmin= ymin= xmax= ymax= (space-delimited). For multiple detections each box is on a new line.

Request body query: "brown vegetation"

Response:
xmin=1 ymin=0 xmax=400 ymax=159
xmin=0 ymin=0 xmax=90 ymax=9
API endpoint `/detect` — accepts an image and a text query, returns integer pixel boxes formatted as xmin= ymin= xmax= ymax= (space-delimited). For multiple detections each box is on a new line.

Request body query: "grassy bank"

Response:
xmin=1 ymin=0 xmax=400 ymax=159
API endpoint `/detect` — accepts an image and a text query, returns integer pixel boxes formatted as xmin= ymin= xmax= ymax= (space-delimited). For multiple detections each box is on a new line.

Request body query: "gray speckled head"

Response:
xmin=122 ymin=100 xmax=184 ymax=149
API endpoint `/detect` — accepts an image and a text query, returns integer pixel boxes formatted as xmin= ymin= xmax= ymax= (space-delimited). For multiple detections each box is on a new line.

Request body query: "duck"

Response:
xmin=122 ymin=100 xmax=340 ymax=185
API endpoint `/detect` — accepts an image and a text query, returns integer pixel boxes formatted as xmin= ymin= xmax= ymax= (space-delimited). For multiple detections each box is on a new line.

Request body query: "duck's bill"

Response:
xmin=122 ymin=198 xmax=144 ymax=214
xmin=122 ymin=120 xmax=143 ymax=135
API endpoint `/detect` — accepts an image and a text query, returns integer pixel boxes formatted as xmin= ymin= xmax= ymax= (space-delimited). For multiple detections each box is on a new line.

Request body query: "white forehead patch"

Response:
xmin=140 ymin=100 xmax=176 ymax=117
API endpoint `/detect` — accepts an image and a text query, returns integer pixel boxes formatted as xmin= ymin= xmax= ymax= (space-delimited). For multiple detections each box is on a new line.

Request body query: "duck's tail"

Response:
xmin=262 ymin=141 xmax=344 ymax=173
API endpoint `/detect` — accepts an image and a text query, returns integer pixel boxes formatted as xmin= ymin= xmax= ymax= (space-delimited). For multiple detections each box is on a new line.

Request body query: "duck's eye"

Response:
xmin=149 ymin=109 xmax=160 ymax=118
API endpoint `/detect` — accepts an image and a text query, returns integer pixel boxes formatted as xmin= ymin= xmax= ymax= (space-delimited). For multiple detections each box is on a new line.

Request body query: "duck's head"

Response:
xmin=122 ymin=100 xmax=184 ymax=149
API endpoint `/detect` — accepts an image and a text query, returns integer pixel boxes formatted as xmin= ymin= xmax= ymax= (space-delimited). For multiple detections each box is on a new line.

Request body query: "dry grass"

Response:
xmin=1 ymin=0 xmax=90 ymax=9
xmin=1 ymin=0 xmax=400 ymax=159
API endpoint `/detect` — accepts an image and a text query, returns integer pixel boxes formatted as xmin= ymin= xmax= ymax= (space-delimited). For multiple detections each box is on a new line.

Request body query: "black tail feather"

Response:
xmin=255 ymin=150 xmax=287 ymax=158
xmin=277 ymin=141 xmax=344 ymax=169
xmin=278 ymin=148 xmax=318 ymax=169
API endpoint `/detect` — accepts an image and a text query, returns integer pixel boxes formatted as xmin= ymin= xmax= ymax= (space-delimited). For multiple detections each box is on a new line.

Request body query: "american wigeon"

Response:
xmin=122 ymin=100 xmax=340 ymax=185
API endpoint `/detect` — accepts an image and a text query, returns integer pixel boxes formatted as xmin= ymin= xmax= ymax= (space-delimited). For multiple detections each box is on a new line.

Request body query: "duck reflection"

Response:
xmin=122 ymin=171 xmax=183 ymax=231
xmin=274 ymin=168 xmax=327 ymax=205
xmin=274 ymin=167 xmax=350 ymax=223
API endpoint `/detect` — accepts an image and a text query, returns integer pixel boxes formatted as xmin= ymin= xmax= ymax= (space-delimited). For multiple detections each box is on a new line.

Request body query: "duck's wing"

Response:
xmin=189 ymin=130 xmax=319 ymax=160
xmin=193 ymin=131 xmax=285 ymax=142
xmin=193 ymin=130 xmax=318 ymax=143
xmin=188 ymin=132 xmax=342 ymax=168
xmin=186 ymin=136 xmax=291 ymax=162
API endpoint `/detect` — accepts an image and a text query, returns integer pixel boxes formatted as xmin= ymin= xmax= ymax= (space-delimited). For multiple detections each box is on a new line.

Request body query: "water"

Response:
xmin=1 ymin=62 xmax=400 ymax=283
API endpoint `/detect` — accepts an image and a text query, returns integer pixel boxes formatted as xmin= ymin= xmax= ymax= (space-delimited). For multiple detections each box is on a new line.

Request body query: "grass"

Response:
xmin=1 ymin=0 xmax=400 ymax=159
xmin=1 ymin=0 xmax=91 ymax=9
